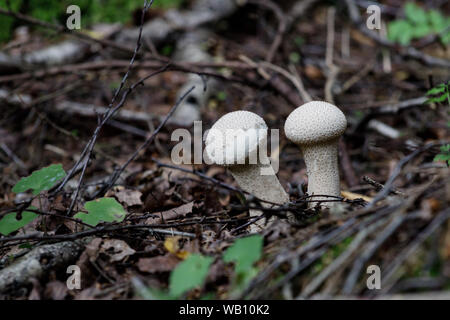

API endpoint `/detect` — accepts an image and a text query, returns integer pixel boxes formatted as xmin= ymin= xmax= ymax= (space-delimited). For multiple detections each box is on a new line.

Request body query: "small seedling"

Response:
xmin=138 ymin=235 xmax=264 ymax=300
xmin=433 ymin=144 xmax=450 ymax=166
xmin=1 ymin=164 xmax=66 ymax=235
xmin=426 ymin=81 xmax=450 ymax=105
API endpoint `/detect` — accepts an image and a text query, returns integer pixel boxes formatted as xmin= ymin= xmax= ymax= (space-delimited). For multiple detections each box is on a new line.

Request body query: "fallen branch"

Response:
xmin=0 ymin=240 xmax=86 ymax=294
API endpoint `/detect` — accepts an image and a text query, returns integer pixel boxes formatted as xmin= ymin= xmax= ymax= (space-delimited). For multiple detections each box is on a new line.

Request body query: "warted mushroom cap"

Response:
xmin=205 ymin=111 xmax=268 ymax=165
xmin=284 ymin=101 xmax=347 ymax=145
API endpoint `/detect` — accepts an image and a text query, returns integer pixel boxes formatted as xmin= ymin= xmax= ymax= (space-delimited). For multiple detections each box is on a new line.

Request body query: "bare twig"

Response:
xmin=51 ymin=1 xmax=157 ymax=214
xmin=325 ymin=7 xmax=339 ymax=104
xmin=299 ymin=216 xmax=387 ymax=298
xmin=248 ymin=0 xmax=287 ymax=63
xmin=363 ymin=176 xmax=405 ymax=196
xmin=368 ymin=142 xmax=440 ymax=208
xmin=92 ymin=86 xmax=195 ymax=198
xmin=380 ymin=208 xmax=450 ymax=293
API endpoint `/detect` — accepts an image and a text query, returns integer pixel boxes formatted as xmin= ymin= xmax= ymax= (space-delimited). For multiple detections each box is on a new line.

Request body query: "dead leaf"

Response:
xmin=137 ymin=254 xmax=180 ymax=273
xmin=164 ymin=236 xmax=190 ymax=259
xmin=28 ymin=278 xmax=42 ymax=300
xmin=145 ymin=201 xmax=193 ymax=225
xmin=115 ymin=189 xmax=143 ymax=207
xmin=74 ymin=237 xmax=103 ymax=287
xmin=45 ymin=281 xmax=68 ymax=300
xmin=101 ymin=239 xmax=136 ymax=262
xmin=206 ymin=260 xmax=228 ymax=283
xmin=206 ymin=166 xmax=224 ymax=178
xmin=85 ymin=238 xmax=103 ymax=259
xmin=341 ymin=190 xmax=373 ymax=202
xmin=304 ymin=65 xmax=323 ymax=79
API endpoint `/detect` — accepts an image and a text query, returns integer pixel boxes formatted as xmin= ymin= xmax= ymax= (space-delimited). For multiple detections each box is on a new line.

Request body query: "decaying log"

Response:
xmin=0 ymin=240 xmax=85 ymax=294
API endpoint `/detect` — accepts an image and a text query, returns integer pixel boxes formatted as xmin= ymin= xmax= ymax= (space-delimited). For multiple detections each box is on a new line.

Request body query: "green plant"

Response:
xmin=0 ymin=208 xmax=37 ymax=236
xmin=223 ymin=235 xmax=263 ymax=274
xmin=311 ymin=237 xmax=353 ymax=274
xmin=12 ymin=164 xmax=66 ymax=195
xmin=426 ymin=81 xmax=450 ymax=105
xmin=433 ymin=144 xmax=450 ymax=166
xmin=0 ymin=0 xmax=23 ymax=42
xmin=169 ymin=254 xmax=214 ymax=297
xmin=216 ymin=91 xmax=227 ymax=102
xmin=223 ymin=234 xmax=263 ymax=295
xmin=388 ymin=3 xmax=450 ymax=46
xmin=138 ymin=253 xmax=214 ymax=299
xmin=289 ymin=52 xmax=300 ymax=64
xmin=137 ymin=235 xmax=264 ymax=299
xmin=0 ymin=164 xmax=66 ymax=235
xmin=74 ymin=197 xmax=127 ymax=226
xmin=0 ymin=0 xmax=185 ymax=42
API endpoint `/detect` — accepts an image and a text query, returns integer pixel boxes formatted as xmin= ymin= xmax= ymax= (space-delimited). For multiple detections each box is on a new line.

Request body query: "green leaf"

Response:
xmin=0 ymin=208 xmax=38 ymax=236
xmin=12 ymin=164 xmax=66 ymax=195
xmin=161 ymin=45 xmax=173 ymax=57
xmin=74 ymin=197 xmax=127 ymax=226
xmin=412 ymin=23 xmax=431 ymax=38
xmin=388 ymin=20 xmax=413 ymax=45
xmin=405 ymin=3 xmax=428 ymax=25
xmin=216 ymin=91 xmax=227 ymax=101
xmin=430 ymin=93 xmax=449 ymax=103
xmin=441 ymin=31 xmax=450 ymax=45
xmin=433 ymin=154 xmax=450 ymax=165
xmin=289 ymin=52 xmax=301 ymax=64
xmin=19 ymin=242 xmax=33 ymax=249
xmin=397 ymin=28 xmax=414 ymax=46
xmin=169 ymin=254 xmax=213 ymax=298
xmin=294 ymin=36 xmax=304 ymax=48
xmin=428 ymin=10 xmax=447 ymax=32
xmin=440 ymin=144 xmax=450 ymax=153
xmin=223 ymin=235 xmax=263 ymax=274
xmin=426 ymin=85 xmax=446 ymax=96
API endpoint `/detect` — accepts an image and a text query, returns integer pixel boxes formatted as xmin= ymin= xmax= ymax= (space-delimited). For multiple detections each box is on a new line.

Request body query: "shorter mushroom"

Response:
xmin=284 ymin=101 xmax=347 ymax=207
xmin=205 ymin=111 xmax=289 ymax=232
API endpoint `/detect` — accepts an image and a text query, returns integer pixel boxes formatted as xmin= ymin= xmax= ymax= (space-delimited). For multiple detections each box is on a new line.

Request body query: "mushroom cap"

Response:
xmin=284 ymin=101 xmax=347 ymax=145
xmin=205 ymin=111 xmax=268 ymax=165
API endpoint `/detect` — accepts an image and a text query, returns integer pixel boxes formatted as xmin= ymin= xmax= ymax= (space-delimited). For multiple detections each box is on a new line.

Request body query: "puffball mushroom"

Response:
xmin=284 ymin=101 xmax=347 ymax=206
xmin=205 ymin=111 xmax=289 ymax=232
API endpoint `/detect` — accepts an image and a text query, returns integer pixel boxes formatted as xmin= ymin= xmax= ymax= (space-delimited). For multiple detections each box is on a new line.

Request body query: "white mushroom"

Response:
xmin=204 ymin=111 xmax=289 ymax=232
xmin=284 ymin=101 xmax=347 ymax=206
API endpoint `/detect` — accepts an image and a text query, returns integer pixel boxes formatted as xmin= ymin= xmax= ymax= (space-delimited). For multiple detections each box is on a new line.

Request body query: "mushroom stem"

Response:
xmin=302 ymin=139 xmax=340 ymax=204
xmin=284 ymin=101 xmax=347 ymax=209
xmin=228 ymin=163 xmax=289 ymax=231
xmin=204 ymin=110 xmax=293 ymax=232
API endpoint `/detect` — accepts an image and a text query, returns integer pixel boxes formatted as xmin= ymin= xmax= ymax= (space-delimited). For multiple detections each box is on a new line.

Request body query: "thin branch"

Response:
xmin=92 ymin=85 xmax=196 ymax=198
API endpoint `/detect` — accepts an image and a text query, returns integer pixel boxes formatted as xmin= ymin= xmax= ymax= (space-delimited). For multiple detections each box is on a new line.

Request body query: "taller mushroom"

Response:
xmin=284 ymin=101 xmax=347 ymax=205
xmin=205 ymin=111 xmax=289 ymax=231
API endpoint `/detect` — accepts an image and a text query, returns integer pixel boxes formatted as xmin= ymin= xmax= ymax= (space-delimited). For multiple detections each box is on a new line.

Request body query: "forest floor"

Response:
xmin=0 ymin=0 xmax=449 ymax=300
